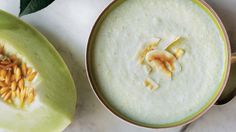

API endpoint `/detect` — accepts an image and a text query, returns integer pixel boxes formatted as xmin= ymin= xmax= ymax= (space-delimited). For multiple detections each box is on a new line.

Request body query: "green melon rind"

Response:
xmin=0 ymin=10 xmax=77 ymax=131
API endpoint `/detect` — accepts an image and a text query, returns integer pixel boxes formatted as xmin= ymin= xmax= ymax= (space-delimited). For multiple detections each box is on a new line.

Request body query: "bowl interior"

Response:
xmin=86 ymin=0 xmax=230 ymax=128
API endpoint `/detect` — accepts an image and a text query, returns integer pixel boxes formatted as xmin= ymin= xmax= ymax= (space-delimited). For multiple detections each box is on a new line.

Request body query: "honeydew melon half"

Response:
xmin=0 ymin=10 xmax=76 ymax=131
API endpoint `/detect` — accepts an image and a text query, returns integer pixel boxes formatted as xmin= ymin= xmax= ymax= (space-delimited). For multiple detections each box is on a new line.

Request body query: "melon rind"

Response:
xmin=0 ymin=10 xmax=77 ymax=132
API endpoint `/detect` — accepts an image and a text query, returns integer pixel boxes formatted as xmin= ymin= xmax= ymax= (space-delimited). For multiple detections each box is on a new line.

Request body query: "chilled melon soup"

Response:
xmin=92 ymin=0 xmax=227 ymax=126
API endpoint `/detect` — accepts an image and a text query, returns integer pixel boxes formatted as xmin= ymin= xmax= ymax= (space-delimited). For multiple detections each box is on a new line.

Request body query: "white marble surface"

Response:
xmin=0 ymin=0 xmax=236 ymax=132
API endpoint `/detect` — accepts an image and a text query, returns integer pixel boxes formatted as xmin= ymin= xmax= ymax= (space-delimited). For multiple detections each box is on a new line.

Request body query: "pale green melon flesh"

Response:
xmin=0 ymin=10 xmax=77 ymax=131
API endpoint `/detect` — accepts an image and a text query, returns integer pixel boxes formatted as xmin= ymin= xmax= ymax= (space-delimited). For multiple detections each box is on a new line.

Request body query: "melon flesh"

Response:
xmin=0 ymin=10 xmax=77 ymax=131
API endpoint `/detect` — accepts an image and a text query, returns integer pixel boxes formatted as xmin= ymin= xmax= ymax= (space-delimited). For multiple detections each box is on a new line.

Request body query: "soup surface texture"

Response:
xmin=92 ymin=0 xmax=227 ymax=126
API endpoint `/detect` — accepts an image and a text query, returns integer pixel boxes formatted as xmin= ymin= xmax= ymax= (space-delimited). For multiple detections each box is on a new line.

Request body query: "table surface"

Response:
xmin=1 ymin=0 xmax=236 ymax=132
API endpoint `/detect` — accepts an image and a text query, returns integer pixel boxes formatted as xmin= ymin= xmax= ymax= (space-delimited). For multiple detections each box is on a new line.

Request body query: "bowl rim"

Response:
xmin=85 ymin=0 xmax=231 ymax=129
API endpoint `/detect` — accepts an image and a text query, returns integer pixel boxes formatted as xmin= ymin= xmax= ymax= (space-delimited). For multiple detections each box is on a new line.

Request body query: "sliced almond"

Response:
xmin=144 ymin=78 xmax=159 ymax=91
xmin=165 ymin=61 xmax=174 ymax=72
xmin=174 ymin=48 xmax=185 ymax=59
xmin=164 ymin=36 xmax=181 ymax=50
xmin=147 ymin=38 xmax=161 ymax=47
xmin=146 ymin=50 xmax=176 ymax=77
xmin=137 ymin=38 xmax=160 ymax=64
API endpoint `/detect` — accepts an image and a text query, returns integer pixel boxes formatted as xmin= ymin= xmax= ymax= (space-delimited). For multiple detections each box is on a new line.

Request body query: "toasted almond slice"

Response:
xmin=164 ymin=70 xmax=172 ymax=78
xmin=174 ymin=48 xmax=185 ymax=59
xmin=154 ymin=58 xmax=172 ymax=77
xmin=165 ymin=62 xmax=174 ymax=72
xmin=147 ymin=38 xmax=161 ymax=47
xmin=164 ymin=36 xmax=181 ymax=50
xmin=146 ymin=50 xmax=176 ymax=63
xmin=27 ymin=72 xmax=37 ymax=81
xmin=146 ymin=50 xmax=175 ymax=77
xmin=144 ymin=78 xmax=159 ymax=91
xmin=137 ymin=38 xmax=160 ymax=64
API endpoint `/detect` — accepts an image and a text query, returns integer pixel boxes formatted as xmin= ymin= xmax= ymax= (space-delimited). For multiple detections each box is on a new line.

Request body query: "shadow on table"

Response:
xmin=205 ymin=0 xmax=236 ymax=52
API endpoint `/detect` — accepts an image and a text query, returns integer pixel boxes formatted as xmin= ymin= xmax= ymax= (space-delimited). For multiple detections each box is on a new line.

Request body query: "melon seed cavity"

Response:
xmin=0 ymin=45 xmax=37 ymax=108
